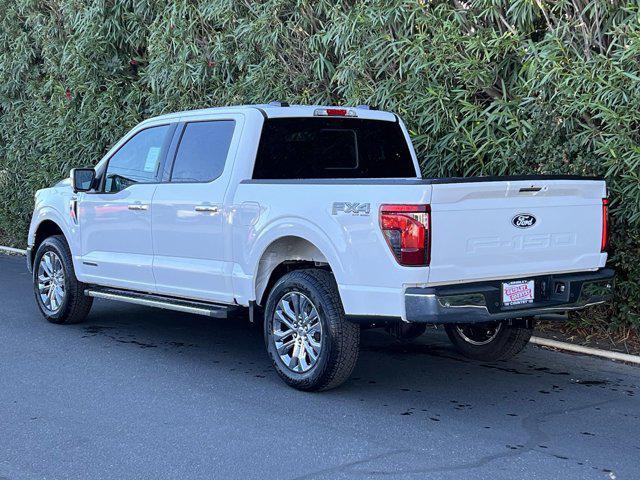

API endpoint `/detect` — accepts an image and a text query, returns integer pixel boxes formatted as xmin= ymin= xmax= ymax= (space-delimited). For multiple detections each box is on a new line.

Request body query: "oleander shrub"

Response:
xmin=0 ymin=0 xmax=638 ymax=329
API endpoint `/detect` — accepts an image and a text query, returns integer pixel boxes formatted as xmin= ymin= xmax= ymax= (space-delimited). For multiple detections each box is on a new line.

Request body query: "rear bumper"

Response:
xmin=405 ymin=268 xmax=614 ymax=324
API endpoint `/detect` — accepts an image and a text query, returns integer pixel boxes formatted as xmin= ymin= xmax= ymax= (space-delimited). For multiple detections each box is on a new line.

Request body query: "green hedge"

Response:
xmin=1 ymin=1 xmax=638 ymax=328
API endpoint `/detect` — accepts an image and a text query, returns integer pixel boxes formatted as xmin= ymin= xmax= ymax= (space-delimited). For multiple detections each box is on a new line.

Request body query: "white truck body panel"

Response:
xmin=79 ymin=183 xmax=157 ymax=291
xmin=150 ymin=112 xmax=247 ymax=303
xmin=231 ymin=181 xmax=433 ymax=318
xmin=428 ymin=179 xmax=607 ymax=285
xmin=27 ymin=104 xmax=609 ymax=321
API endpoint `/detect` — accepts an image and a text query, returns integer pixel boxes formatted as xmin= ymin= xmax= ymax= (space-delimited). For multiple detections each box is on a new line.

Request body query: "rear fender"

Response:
xmin=236 ymin=218 xmax=347 ymax=306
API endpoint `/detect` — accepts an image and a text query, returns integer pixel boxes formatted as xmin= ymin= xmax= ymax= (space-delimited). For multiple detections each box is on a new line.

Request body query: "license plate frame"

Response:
xmin=501 ymin=279 xmax=535 ymax=307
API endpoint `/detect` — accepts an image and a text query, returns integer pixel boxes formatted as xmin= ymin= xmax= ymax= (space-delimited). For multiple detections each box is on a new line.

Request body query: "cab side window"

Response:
xmin=104 ymin=125 xmax=170 ymax=193
xmin=170 ymin=120 xmax=235 ymax=182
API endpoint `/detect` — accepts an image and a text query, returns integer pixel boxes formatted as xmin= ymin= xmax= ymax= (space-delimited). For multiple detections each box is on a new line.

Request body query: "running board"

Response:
xmin=84 ymin=288 xmax=229 ymax=318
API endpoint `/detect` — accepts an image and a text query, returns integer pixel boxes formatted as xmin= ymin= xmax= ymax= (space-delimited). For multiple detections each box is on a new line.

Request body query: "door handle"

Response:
xmin=128 ymin=203 xmax=149 ymax=211
xmin=194 ymin=205 xmax=219 ymax=213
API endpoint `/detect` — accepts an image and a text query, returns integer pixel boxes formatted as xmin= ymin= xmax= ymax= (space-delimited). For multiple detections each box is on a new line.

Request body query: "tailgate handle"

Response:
xmin=519 ymin=186 xmax=543 ymax=193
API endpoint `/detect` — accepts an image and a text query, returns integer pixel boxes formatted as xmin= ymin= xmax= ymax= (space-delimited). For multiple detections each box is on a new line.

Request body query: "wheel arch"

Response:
xmin=253 ymin=234 xmax=344 ymax=307
xmin=30 ymin=218 xmax=66 ymax=269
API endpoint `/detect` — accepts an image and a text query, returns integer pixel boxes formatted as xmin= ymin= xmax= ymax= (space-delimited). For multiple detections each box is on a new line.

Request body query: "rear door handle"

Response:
xmin=194 ymin=205 xmax=219 ymax=213
xmin=128 ymin=203 xmax=149 ymax=211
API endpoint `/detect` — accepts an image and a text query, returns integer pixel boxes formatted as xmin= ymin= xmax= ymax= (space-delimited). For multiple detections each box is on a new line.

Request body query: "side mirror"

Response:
xmin=71 ymin=168 xmax=96 ymax=193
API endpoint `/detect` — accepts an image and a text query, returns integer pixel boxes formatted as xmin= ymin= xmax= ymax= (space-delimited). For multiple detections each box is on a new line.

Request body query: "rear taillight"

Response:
xmin=380 ymin=205 xmax=430 ymax=266
xmin=601 ymin=198 xmax=609 ymax=252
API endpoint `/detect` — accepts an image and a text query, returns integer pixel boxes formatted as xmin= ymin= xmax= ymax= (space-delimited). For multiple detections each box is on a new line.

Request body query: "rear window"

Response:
xmin=252 ymin=118 xmax=417 ymax=179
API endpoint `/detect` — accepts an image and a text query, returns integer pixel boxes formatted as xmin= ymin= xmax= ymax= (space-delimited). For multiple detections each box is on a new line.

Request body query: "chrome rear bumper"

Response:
xmin=405 ymin=268 xmax=614 ymax=324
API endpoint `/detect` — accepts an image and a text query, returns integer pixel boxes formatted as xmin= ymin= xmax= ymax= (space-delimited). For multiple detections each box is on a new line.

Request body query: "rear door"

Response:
xmin=427 ymin=178 xmax=607 ymax=285
xmin=79 ymin=124 xmax=173 ymax=291
xmin=151 ymin=116 xmax=241 ymax=303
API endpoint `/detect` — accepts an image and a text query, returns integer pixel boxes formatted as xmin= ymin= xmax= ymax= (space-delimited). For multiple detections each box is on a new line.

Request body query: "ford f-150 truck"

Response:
xmin=27 ymin=103 xmax=614 ymax=391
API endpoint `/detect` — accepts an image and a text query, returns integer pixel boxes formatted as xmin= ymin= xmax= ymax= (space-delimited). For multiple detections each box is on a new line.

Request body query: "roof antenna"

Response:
xmin=268 ymin=101 xmax=290 ymax=107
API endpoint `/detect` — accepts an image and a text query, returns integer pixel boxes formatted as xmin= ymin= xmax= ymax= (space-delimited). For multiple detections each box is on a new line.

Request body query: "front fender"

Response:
xmin=28 ymin=206 xmax=71 ymax=245
xmin=28 ymin=191 xmax=80 ymax=272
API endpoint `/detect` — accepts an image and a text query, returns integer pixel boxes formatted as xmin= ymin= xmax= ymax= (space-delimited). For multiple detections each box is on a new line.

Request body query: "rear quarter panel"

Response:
xmin=231 ymin=181 xmax=433 ymax=317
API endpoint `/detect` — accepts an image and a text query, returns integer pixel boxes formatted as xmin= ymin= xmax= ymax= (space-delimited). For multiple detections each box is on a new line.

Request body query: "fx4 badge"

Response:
xmin=512 ymin=213 xmax=537 ymax=228
xmin=332 ymin=202 xmax=371 ymax=216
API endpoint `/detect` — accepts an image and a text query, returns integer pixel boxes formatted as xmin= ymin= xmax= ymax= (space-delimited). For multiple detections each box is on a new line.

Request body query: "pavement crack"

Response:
xmin=318 ymin=399 xmax=623 ymax=478
xmin=288 ymin=449 xmax=408 ymax=480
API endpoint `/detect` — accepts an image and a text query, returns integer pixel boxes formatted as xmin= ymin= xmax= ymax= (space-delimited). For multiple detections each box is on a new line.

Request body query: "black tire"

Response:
xmin=33 ymin=235 xmax=93 ymax=324
xmin=263 ymin=269 xmax=359 ymax=391
xmin=386 ymin=322 xmax=427 ymax=341
xmin=445 ymin=321 xmax=532 ymax=362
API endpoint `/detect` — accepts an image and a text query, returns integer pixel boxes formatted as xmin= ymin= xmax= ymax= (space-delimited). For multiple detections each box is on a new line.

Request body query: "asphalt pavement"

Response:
xmin=0 ymin=254 xmax=638 ymax=479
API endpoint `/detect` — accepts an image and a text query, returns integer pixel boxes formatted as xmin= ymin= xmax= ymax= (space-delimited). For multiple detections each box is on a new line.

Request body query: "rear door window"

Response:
xmin=170 ymin=120 xmax=235 ymax=182
xmin=252 ymin=118 xmax=416 ymax=179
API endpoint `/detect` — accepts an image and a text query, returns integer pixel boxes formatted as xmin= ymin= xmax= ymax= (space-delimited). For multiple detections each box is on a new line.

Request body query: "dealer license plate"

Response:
xmin=502 ymin=280 xmax=535 ymax=307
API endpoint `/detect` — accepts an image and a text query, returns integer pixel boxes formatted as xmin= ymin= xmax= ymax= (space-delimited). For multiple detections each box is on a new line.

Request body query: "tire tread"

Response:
xmin=265 ymin=268 xmax=359 ymax=391
xmin=498 ymin=325 xmax=532 ymax=360
xmin=445 ymin=323 xmax=532 ymax=362
xmin=34 ymin=235 xmax=92 ymax=324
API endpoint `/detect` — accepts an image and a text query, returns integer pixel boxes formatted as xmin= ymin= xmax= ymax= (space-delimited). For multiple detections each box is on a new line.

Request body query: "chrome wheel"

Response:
xmin=37 ymin=251 xmax=66 ymax=312
xmin=271 ymin=292 xmax=323 ymax=373
xmin=455 ymin=322 xmax=502 ymax=346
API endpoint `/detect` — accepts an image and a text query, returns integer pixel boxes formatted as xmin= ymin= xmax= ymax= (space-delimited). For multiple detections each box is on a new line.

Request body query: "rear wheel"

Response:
xmin=33 ymin=235 xmax=93 ymax=324
xmin=445 ymin=321 xmax=533 ymax=361
xmin=264 ymin=269 xmax=359 ymax=391
xmin=386 ymin=322 xmax=427 ymax=341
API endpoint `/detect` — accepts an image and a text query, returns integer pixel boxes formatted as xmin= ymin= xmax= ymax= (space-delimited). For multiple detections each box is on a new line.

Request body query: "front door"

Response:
xmin=151 ymin=118 xmax=238 ymax=303
xmin=78 ymin=124 xmax=173 ymax=291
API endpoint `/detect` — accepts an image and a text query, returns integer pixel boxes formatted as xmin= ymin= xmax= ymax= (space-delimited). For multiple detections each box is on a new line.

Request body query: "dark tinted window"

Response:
xmin=171 ymin=120 xmax=235 ymax=182
xmin=104 ymin=125 xmax=170 ymax=193
xmin=252 ymin=118 xmax=416 ymax=179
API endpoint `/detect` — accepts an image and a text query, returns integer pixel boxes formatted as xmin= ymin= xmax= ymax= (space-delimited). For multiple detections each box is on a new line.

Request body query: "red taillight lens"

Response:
xmin=601 ymin=198 xmax=609 ymax=252
xmin=380 ymin=205 xmax=430 ymax=266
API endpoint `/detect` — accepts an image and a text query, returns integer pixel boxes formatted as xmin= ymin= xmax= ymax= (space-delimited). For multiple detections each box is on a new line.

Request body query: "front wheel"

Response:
xmin=33 ymin=235 xmax=93 ymax=324
xmin=445 ymin=321 xmax=533 ymax=362
xmin=264 ymin=269 xmax=360 ymax=391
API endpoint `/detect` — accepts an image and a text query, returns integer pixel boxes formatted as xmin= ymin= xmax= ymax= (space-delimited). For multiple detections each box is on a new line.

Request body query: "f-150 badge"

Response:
xmin=332 ymin=202 xmax=371 ymax=216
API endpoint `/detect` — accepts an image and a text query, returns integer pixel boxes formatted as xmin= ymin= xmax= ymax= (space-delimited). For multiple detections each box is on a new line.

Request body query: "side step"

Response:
xmin=84 ymin=287 xmax=230 ymax=318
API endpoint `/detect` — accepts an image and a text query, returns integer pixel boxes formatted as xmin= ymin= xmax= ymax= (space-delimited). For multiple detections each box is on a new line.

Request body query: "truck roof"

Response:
xmin=146 ymin=104 xmax=397 ymax=124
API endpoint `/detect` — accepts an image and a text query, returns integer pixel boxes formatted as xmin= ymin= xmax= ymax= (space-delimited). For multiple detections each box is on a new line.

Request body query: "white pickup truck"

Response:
xmin=27 ymin=103 xmax=614 ymax=391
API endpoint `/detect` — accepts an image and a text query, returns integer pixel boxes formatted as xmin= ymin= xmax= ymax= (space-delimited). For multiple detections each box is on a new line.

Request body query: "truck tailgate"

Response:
xmin=428 ymin=178 xmax=607 ymax=285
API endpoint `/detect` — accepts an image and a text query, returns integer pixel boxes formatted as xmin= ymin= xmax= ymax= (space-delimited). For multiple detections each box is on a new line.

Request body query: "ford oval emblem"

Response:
xmin=512 ymin=214 xmax=536 ymax=228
